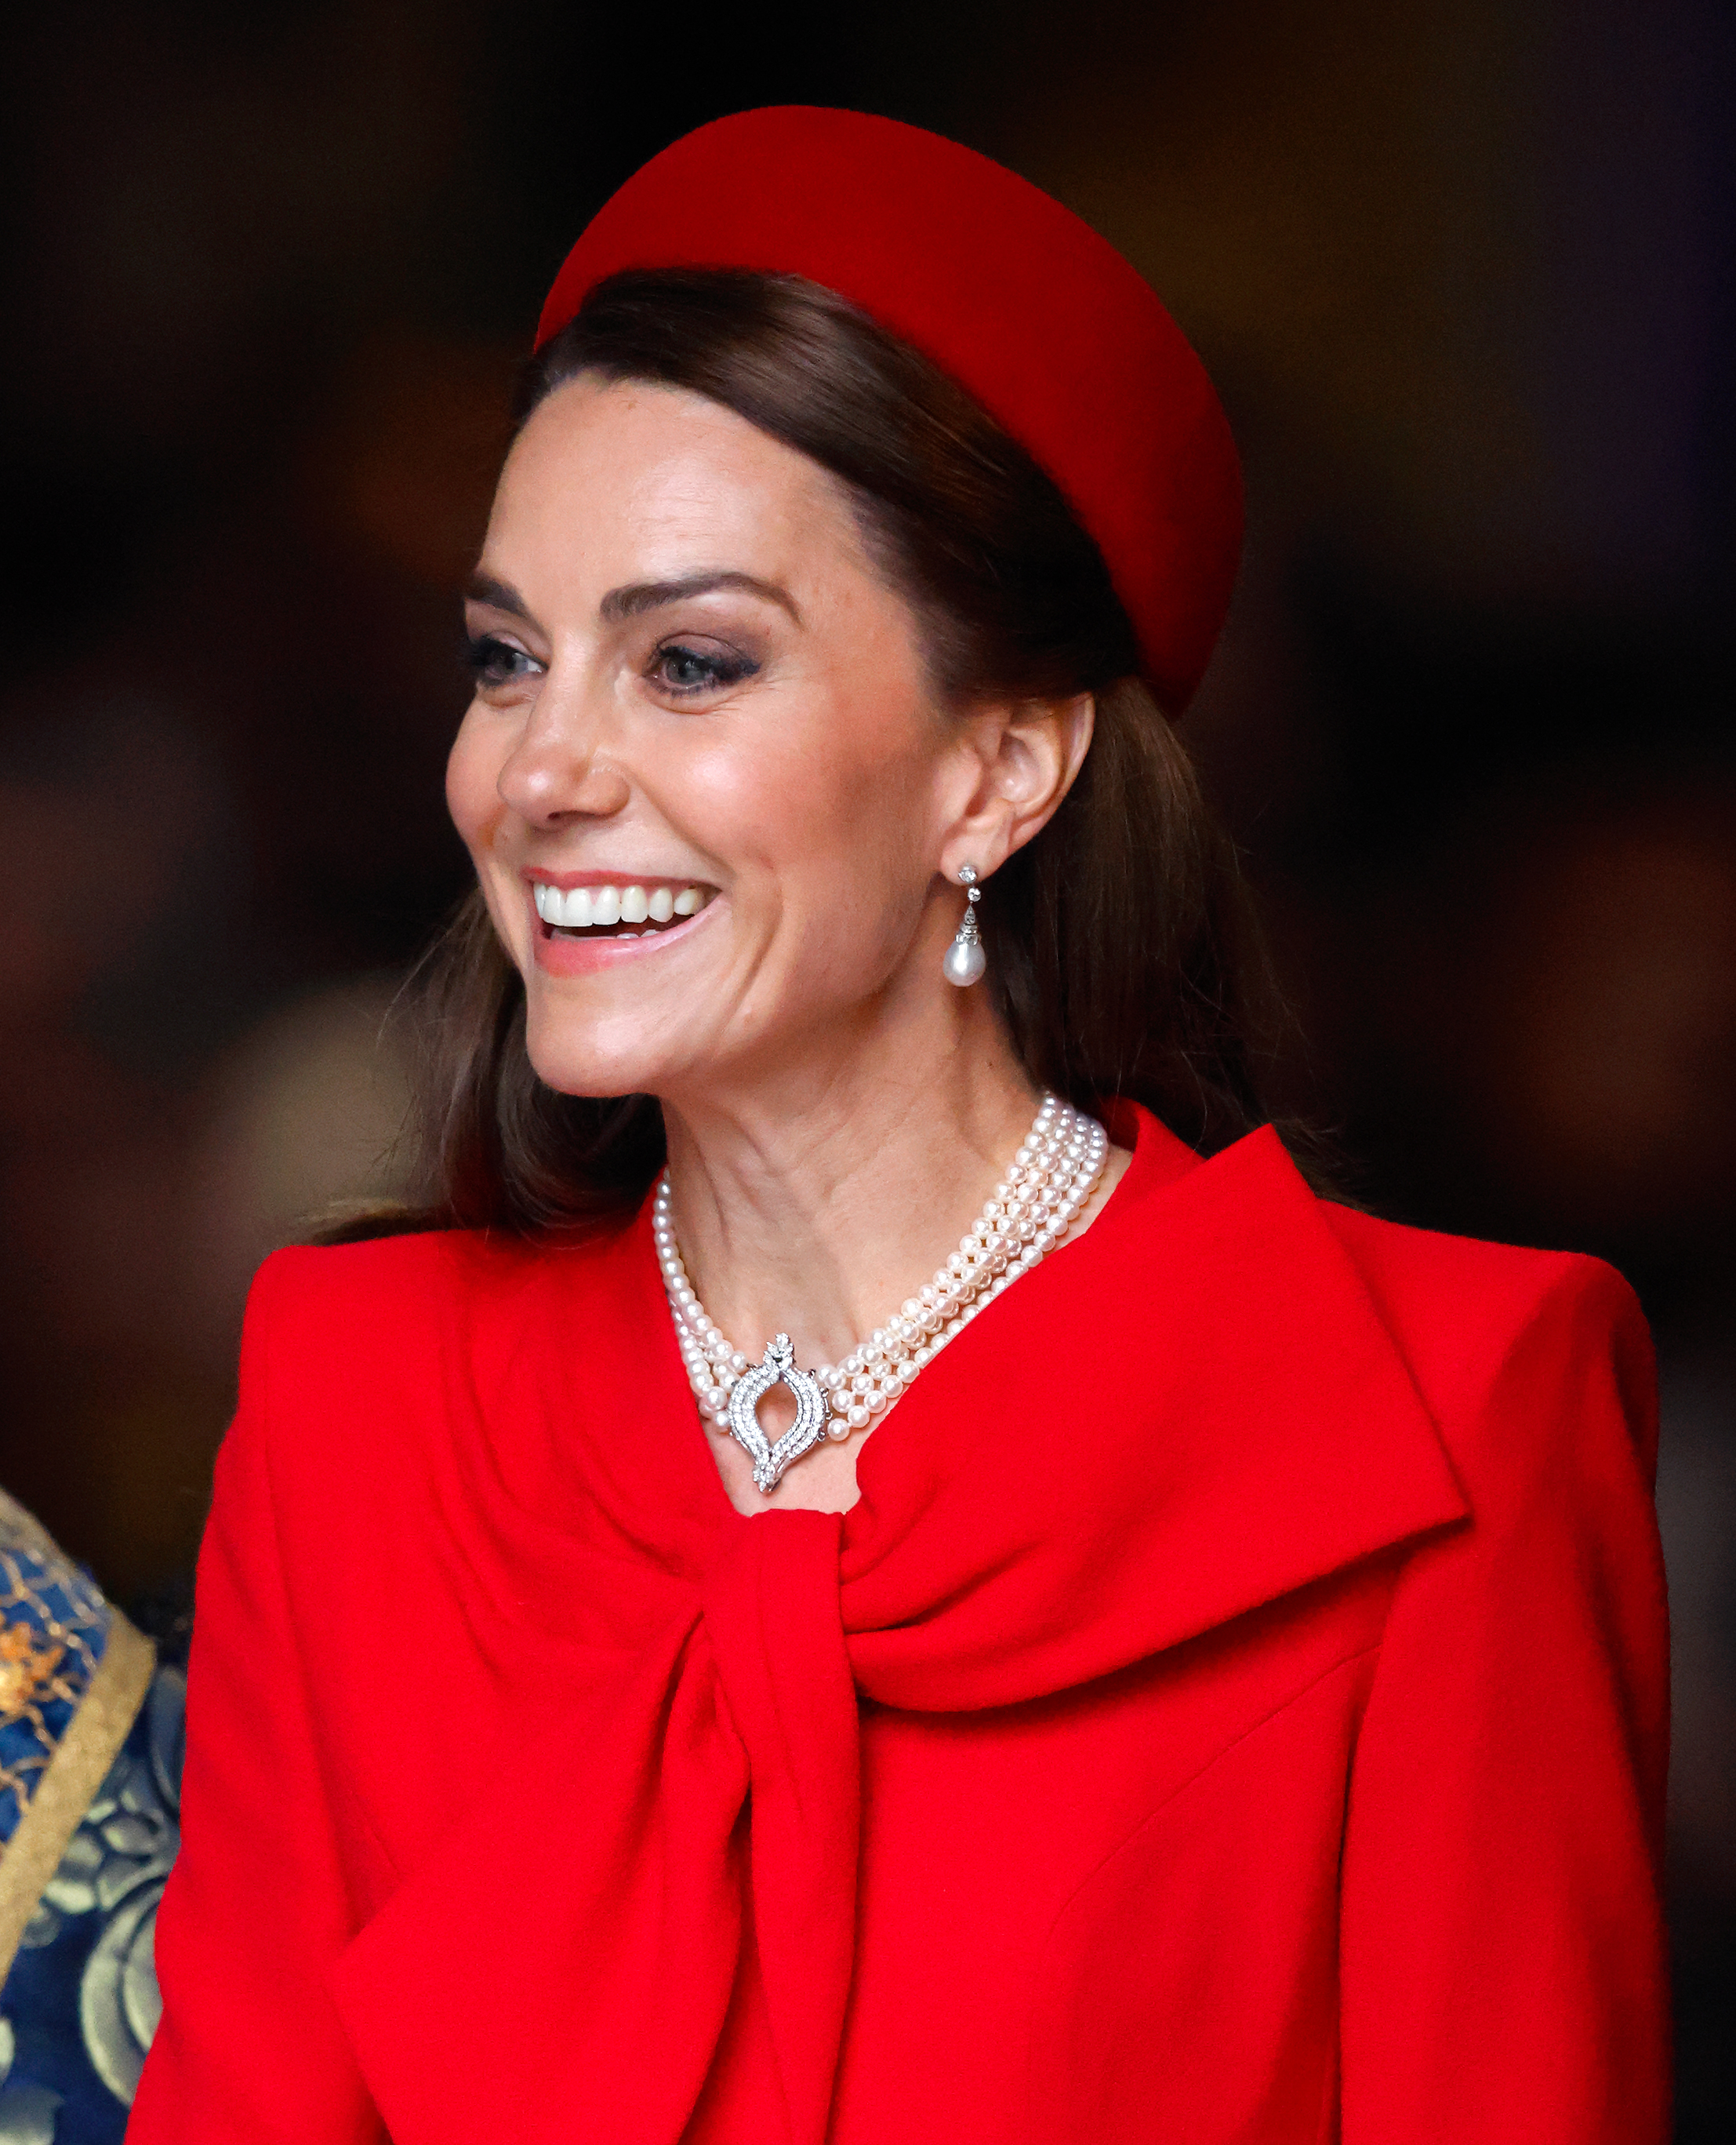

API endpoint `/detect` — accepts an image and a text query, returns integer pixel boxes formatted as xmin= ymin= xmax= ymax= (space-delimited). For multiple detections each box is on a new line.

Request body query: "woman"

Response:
xmin=129 ymin=107 xmax=1669 ymax=2143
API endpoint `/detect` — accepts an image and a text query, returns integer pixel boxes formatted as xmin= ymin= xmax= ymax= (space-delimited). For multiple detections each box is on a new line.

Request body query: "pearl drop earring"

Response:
xmin=942 ymin=864 xmax=986 ymax=987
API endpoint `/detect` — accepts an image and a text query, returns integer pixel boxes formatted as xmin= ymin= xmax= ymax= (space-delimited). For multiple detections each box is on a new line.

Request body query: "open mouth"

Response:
xmin=532 ymin=880 xmax=717 ymax=941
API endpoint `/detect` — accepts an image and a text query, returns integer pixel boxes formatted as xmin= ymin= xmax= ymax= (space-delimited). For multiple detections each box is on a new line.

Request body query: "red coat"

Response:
xmin=130 ymin=1109 xmax=1670 ymax=2143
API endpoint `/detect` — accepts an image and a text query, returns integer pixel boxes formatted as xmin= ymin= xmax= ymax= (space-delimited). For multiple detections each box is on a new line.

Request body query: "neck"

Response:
xmin=658 ymin=993 xmax=1041 ymax=1372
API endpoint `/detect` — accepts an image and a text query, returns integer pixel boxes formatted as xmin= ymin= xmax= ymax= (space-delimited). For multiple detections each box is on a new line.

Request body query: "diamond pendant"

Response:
xmin=728 ymin=1335 xmax=830 ymax=1492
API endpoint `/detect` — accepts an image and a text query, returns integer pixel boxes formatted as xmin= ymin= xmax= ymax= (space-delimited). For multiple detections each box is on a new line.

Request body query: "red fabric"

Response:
xmin=131 ymin=1110 xmax=1670 ymax=2143
xmin=532 ymin=107 xmax=1243 ymax=714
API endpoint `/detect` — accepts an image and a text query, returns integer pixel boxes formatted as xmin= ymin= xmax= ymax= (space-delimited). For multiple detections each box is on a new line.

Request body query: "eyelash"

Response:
xmin=649 ymin=642 xmax=760 ymax=697
xmin=465 ymin=634 xmax=540 ymax=689
xmin=463 ymin=634 xmax=760 ymax=699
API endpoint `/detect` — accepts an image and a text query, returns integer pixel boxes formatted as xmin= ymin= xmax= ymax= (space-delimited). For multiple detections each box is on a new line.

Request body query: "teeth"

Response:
xmin=534 ymin=882 xmax=712 ymax=930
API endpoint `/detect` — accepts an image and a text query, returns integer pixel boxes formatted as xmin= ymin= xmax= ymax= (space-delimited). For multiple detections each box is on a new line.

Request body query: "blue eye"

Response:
xmin=465 ymin=634 xmax=539 ymax=688
xmin=652 ymin=643 xmax=759 ymax=696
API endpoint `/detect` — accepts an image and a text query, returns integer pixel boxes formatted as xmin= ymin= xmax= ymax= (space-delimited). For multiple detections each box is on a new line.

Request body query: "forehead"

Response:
xmin=486 ymin=375 xmax=864 ymax=588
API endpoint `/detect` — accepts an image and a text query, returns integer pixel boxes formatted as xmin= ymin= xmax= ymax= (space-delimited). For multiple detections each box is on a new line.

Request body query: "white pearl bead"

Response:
xmin=942 ymin=936 xmax=986 ymax=986
xmin=658 ymin=1103 xmax=1105 ymax=1457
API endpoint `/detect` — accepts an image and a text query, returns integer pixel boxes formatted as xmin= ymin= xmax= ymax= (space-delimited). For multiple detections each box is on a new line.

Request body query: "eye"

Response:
xmin=465 ymin=634 xmax=543 ymax=690
xmin=648 ymin=642 xmax=759 ymax=699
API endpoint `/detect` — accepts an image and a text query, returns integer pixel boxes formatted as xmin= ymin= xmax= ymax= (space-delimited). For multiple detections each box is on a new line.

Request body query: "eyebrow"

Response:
xmin=601 ymin=571 xmax=801 ymax=625
xmin=462 ymin=569 xmax=801 ymax=627
xmin=464 ymin=573 xmax=533 ymax=618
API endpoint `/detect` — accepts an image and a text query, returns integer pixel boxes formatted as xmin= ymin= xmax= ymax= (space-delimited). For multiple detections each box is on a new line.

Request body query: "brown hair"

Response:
xmin=358 ymin=269 xmax=1302 ymax=1240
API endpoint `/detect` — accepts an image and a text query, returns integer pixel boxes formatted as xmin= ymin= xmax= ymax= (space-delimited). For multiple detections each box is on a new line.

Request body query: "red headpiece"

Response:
xmin=536 ymin=107 xmax=1241 ymax=713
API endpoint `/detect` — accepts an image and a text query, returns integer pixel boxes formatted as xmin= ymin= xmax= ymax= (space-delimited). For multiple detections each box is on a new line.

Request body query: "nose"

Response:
xmin=496 ymin=678 xmax=631 ymax=828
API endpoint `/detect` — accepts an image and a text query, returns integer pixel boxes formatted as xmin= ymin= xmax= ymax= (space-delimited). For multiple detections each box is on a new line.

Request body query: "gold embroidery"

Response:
xmin=0 ymin=1512 xmax=109 ymax=1845
xmin=0 ymin=1613 xmax=158 ymax=1983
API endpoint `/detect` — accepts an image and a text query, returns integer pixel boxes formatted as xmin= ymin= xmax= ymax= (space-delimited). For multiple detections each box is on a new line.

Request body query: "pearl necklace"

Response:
xmin=653 ymin=1094 xmax=1110 ymax=1490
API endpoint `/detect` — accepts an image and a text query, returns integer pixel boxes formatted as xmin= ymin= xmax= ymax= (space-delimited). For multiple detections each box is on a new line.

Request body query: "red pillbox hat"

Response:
xmin=537 ymin=107 xmax=1242 ymax=714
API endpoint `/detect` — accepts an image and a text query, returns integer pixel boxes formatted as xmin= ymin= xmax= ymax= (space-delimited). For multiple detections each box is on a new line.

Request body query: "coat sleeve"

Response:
xmin=1338 ymin=1256 xmax=1670 ymax=2141
xmin=129 ymin=1258 xmax=385 ymax=2141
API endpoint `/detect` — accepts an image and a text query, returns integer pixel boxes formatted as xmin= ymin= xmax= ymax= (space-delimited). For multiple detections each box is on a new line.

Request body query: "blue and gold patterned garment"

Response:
xmin=0 ymin=1492 xmax=180 ymax=2143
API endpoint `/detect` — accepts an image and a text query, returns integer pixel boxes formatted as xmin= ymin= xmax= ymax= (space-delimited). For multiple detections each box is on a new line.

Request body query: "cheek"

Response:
xmin=445 ymin=707 xmax=507 ymax=856
xmin=688 ymin=686 xmax=941 ymax=877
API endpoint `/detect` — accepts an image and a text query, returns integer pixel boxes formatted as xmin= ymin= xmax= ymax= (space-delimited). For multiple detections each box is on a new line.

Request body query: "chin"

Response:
xmin=521 ymin=998 xmax=697 ymax=1103
xmin=522 ymin=1031 xmax=666 ymax=1104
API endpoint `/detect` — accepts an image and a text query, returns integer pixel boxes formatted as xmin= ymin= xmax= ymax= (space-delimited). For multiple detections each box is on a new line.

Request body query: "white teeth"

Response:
xmin=536 ymin=881 xmax=711 ymax=929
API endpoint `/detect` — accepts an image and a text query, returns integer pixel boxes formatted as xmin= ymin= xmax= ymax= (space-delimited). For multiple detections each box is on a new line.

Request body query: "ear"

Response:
xmin=939 ymin=693 xmax=1095 ymax=881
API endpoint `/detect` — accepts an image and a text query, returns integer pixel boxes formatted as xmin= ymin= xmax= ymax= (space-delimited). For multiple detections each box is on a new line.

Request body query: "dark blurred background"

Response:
xmin=2 ymin=0 xmax=1731 ymax=2129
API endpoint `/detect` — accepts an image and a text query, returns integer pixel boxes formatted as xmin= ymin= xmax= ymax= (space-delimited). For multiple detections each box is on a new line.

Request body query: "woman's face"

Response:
xmin=449 ymin=374 xmax=1009 ymax=1103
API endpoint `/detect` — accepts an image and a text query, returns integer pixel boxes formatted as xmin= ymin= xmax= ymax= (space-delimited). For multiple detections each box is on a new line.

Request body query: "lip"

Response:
xmin=526 ymin=880 xmax=724 ymax=976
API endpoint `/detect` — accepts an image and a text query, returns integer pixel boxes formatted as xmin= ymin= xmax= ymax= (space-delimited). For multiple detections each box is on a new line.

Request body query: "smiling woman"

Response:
xmin=131 ymin=109 xmax=1669 ymax=2145
xmin=405 ymin=264 xmax=1270 ymax=1241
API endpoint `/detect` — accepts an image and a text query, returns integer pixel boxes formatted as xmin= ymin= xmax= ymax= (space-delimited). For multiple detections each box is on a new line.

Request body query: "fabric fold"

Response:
xmin=334 ymin=1516 xmax=859 ymax=2145
xmin=333 ymin=1606 xmax=747 ymax=2144
xmin=702 ymin=1512 xmax=859 ymax=2145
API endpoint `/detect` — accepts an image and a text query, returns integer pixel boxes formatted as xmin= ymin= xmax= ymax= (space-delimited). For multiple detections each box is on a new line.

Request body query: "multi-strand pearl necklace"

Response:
xmin=652 ymin=1094 xmax=1110 ymax=1490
